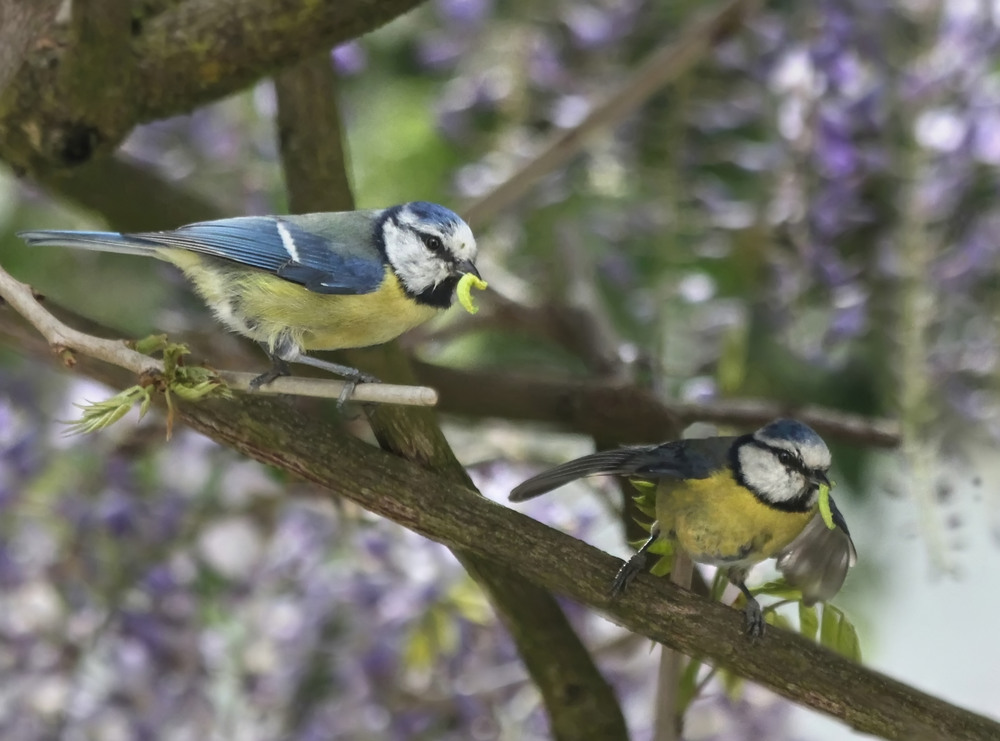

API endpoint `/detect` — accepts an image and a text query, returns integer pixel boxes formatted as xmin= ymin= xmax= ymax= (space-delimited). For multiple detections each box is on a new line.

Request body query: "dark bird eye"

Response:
xmin=421 ymin=233 xmax=446 ymax=255
xmin=776 ymin=449 xmax=794 ymax=466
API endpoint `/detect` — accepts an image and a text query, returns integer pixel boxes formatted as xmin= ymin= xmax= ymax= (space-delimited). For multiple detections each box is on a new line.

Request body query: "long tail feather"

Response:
xmin=509 ymin=447 xmax=653 ymax=501
xmin=17 ymin=230 xmax=160 ymax=258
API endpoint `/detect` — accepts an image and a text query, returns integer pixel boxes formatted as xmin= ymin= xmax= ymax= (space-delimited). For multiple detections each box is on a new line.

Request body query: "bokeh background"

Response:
xmin=2 ymin=0 xmax=1000 ymax=739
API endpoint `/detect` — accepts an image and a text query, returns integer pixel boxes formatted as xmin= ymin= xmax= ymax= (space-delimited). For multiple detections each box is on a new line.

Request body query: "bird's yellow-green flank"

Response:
xmin=656 ymin=476 xmax=815 ymax=566
xmin=166 ymin=252 xmax=440 ymax=353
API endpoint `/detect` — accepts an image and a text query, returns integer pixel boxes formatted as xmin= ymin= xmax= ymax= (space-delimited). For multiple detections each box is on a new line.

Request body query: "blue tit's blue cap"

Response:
xmin=755 ymin=418 xmax=831 ymax=470
xmin=404 ymin=201 xmax=464 ymax=226
xmin=757 ymin=418 xmax=823 ymax=445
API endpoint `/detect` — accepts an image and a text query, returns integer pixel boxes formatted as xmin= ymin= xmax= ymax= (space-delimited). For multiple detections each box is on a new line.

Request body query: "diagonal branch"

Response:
xmin=135 ymin=0 xmax=427 ymax=121
xmin=61 ymin=0 xmax=134 ymax=119
xmin=0 ymin=0 xmax=61 ymax=103
xmin=35 ymin=154 xmax=230 ymax=230
xmin=0 ymin=0 xmax=428 ymax=174
xmin=0 ymin=289 xmax=993 ymax=741
xmin=461 ymin=0 xmax=760 ymax=226
xmin=178 ymin=386 xmax=1000 ymax=741
xmin=270 ymin=51 xmax=629 ymax=741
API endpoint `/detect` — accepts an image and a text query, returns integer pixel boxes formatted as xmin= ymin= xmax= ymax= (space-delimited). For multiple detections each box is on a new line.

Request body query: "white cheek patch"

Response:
xmin=382 ymin=220 xmax=452 ymax=294
xmin=738 ymin=445 xmax=802 ymax=504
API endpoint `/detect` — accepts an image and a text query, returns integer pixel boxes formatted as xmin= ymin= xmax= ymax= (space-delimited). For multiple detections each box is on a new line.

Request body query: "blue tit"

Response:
xmin=19 ymin=202 xmax=480 ymax=391
xmin=510 ymin=419 xmax=856 ymax=637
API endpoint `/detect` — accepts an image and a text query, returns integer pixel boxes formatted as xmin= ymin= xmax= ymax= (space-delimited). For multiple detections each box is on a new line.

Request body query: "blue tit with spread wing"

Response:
xmin=510 ymin=419 xmax=856 ymax=637
xmin=19 ymin=201 xmax=480 ymax=391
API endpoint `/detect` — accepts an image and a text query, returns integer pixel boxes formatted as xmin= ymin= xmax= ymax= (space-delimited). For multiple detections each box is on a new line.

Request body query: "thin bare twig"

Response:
xmin=415 ymin=362 xmax=901 ymax=449
xmin=461 ymin=0 xmax=760 ymax=226
xmin=0 ymin=264 xmax=439 ymax=407
xmin=0 ymin=263 xmax=159 ymax=375
xmin=219 ymin=371 xmax=437 ymax=406
xmin=672 ymin=399 xmax=901 ymax=447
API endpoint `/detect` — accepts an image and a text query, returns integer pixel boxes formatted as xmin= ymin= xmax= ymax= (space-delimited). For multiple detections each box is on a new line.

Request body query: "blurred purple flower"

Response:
xmin=436 ymin=0 xmax=492 ymax=28
xmin=140 ymin=564 xmax=177 ymax=597
xmin=417 ymin=33 xmax=469 ymax=72
xmin=565 ymin=2 xmax=642 ymax=50
xmin=332 ymin=41 xmax=368 ymax=76
xmin=816 ymin=111 xmax=859 ymax=178
xmin=98 ymin=490 xmax=138 ymax=537
xmin=528 ymin=35 xmax=567 ymax=90
xmin=118 ymin=611 xmax=178 ymax=662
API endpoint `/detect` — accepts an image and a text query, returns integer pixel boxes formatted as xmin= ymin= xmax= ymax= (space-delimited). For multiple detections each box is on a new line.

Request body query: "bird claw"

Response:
xmin=335 ymin=371 xmax=381 ymax=409
xmin=609 ymin=553 xmax=647 ymax=599
xmin=249 ymin=355 xmax=291 ymax=391
xmin=249 ymin=368 xmax=287 ymax=390
xmin=742 ymin=598 xmax=765 ymax=640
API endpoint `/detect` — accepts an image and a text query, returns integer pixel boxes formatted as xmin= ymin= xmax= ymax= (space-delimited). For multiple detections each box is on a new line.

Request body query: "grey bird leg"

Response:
xmin=610 ymin=522 xmax=661 ymax=598
xmin=250 ymin=339 xmax=381 ymax=408
xmin=250 ymin=353 xmax=291 ymax=390
xmin=291 ymin=353 xmax=381 ymax=407
xmin=729 ymin=571 xmax=765 ymax=639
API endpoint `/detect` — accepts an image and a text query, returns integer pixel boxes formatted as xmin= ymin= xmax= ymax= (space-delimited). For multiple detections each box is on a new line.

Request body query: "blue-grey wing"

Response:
xmin=775 ymin=497 xmax=857 ymax=604
xmin=509 ymin=437 xmax=734 ymax=502
xmin=627 ymin=437 xmax=734 ymax=480
xmin=133 ymin=215 xmax=386 ymax=295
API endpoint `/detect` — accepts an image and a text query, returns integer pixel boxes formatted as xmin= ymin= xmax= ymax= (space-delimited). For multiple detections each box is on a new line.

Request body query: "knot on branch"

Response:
xmin=50 ymin=121 xmax=102 ymax=166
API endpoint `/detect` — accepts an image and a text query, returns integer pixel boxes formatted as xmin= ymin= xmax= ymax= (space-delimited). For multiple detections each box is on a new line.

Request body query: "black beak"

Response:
xmin=456 ymin=259 xmax=480 ymax=279
xmin=809 ymin=470 xmax=831 ymax=489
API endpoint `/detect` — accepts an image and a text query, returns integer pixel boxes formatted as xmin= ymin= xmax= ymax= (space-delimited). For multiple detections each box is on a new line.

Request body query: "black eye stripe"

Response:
xmin=419 ymin=232 xmax=446 ymax=255
xmin=756 ymin=441 xmax=808 ymax=475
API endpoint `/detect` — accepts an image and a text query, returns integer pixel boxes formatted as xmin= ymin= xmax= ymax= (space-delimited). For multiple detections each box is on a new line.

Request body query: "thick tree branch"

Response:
xmin=135 ymin=0 xmax=425 ymax=121
xmin=0 ymin=0 xmax=60 ymax=104
xmin=62 ymin=0 xmax=134 ymax=121
xmin=0 ymin=0 xmax=427 ymax=174
xmin=172 ymin=397 xmax=1000 ymax=741
xmin=270 ymin=53 xmax=628 ymax=741
xmin=274 ymin=54 xmax=354 ymax=214
xmin=0 ymin=299 xmax=991 ymax=740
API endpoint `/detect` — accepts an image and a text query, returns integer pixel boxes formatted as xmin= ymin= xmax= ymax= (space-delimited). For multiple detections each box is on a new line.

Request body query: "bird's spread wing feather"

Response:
xmin=135 ymin=216 xmax=386 ymax=295
xmin=509 ymin=438 xmax=733 ymax=501
xmin=626 ymin=437 xmax=733 ymax=479
xmin=775 ymin=496 xmax=857 ymax=605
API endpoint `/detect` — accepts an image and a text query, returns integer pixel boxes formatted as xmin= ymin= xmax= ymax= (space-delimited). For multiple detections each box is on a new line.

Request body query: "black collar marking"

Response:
xmin=375 ymin=206 xmax=459 ymax=310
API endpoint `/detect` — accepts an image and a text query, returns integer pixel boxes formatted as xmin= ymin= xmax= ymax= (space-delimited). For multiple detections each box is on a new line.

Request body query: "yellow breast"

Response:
xmin=166 ymin=252 xmax=443 ymax=352
xmin=654 ymin=474 xmax=813 ymax=567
